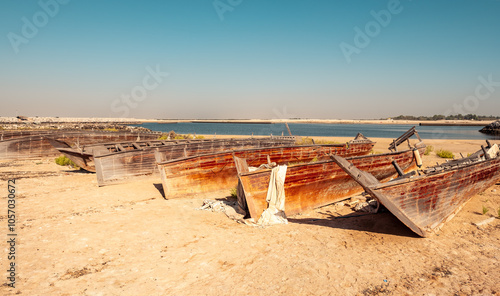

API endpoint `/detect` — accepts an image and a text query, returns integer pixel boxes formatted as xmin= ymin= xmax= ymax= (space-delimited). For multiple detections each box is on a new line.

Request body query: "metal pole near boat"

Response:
xmin=392 ymin=160 xmax=404 ymax=176
xmin=482 ymin=145 xmax=491 ymax=159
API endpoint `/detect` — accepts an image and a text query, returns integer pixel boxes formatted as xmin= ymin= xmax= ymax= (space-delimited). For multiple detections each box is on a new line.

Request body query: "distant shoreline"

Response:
xmin=138 ymin=118 xmax=492 ymax=126
xmin=0 ymin=117 xmax=493 ymax=126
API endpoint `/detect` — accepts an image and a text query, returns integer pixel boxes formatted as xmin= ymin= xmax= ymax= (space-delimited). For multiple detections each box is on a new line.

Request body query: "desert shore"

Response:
xmin=1 ymin=136 xmax=499 ymax=295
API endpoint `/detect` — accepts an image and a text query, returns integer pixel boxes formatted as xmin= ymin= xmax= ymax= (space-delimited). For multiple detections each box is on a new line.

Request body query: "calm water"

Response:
xmin=133 ymin=122 xmax=500 ymax=140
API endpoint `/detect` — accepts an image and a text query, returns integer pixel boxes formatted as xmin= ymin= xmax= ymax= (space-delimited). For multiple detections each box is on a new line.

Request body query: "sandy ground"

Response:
xmin=1 ymin=137 xmax=499 ymax=296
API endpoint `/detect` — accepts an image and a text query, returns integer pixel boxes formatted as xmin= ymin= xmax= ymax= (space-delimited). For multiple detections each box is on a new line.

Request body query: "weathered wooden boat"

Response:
xmin=331 ymin=142 xmax=500 ymax=237
xmin=94 ymin=137 xmax=296 ymax=186
xmin=0 ymin=130 xmax=161 ymax=160
xmin=0 ymin=135 xmax=65 ymax=159
xmin=234 ymin=128 xmax=425 ymax=220
xmin=156 ymin=134 xmax=375 ymax=198
xmin=0 ymin=130 xmax=54 ymax=141
xmin=53 ymin=139 xmax=194 ymax=172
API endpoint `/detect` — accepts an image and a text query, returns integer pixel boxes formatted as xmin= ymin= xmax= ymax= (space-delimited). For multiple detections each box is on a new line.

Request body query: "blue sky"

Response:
xmin=1 ymin=0 xmax=499 ymax=119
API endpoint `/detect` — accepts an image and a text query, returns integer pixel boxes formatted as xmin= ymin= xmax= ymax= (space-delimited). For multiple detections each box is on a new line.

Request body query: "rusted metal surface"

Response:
xmin=94 ymin=138 xmax=296 ymax=186
xmin=237 ymin=146 xmax=425 ymax=220
xmin=331 ymin=144 xmax=500 ymax=237
xmin=0 ymin=130 xmax=161 ymax=160
xmin=156 ymin=137 xmax=375 ymax=198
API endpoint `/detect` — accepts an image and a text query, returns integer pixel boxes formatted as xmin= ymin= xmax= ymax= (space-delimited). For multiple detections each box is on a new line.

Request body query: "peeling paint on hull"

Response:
xmin=157 ymin=140 xmax=375 ymax=198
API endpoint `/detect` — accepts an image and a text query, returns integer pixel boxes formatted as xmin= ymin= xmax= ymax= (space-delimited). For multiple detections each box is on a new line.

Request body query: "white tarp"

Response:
xmin=257 ymin=165 xmax=288 ymax=226
xmin=487 ymin=144 xmax=499 ymax=159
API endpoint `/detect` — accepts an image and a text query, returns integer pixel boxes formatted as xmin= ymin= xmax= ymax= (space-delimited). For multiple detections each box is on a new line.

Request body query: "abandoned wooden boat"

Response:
xmin=53 ymin=138 xmax=195 ymax=172
xmin=94 ymin=137 xmax=296 ymax=186
xmin=0 ymin=130 xmax=161 ymax=160
xmin=234 ymin=127 xmax=425 ymax=220
xmin=156 ymin=134 xmax=375 ymax=198
xmin=0 ymin=130 xmax=54 ymax=141
xmin=331 ymin=142 xmax=500 ymax=237
xmin=0 ymin=135 xmax=64 ymax=159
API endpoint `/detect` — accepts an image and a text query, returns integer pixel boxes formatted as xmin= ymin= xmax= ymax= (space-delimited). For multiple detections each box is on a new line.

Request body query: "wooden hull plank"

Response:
xmin=157 ymin=140 xmax=375 ymax=198
xmin=0 ymin=131 xmax=161 ymax=160
xmin=332 ymin=147 xmax=500 ymax=237
xmin=239 ymin=148 xmax=423 ymax=220
xmin=94 ymin=138 xmax=296 ymax=186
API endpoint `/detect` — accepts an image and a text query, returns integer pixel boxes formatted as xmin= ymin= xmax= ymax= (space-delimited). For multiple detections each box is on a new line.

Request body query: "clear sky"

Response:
xmin=1 ymin=0 xmax=499 ymax=119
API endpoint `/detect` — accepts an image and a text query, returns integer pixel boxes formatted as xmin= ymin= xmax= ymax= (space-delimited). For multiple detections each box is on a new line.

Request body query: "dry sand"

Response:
xmin=1 ymin=137 xmax=499 ymax=296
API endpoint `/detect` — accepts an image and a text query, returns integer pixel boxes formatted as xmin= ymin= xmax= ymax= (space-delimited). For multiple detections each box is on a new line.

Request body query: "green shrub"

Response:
xmin=157 ymin=133 xmax=169 ymax=140
xmin=436 ymin=149 xmax=454 ymax=159
xmin=230 ymin=187 xmax=237 ymax=198
xmin=295 ymin=137 xmax=313 ymax=145
xmin=424 ymin=146 xmax=434 ymax=156
xmin=482 ymin=205 xmax=489 ymax=215
xmin=157 ymin=131 xmax=197 ymax=140
xmin=55 ymin=156 xmax=79 ymax=169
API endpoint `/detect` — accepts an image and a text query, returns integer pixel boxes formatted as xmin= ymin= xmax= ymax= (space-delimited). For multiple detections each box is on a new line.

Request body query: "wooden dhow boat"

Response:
xmin=155 ymin=134 xmax=375 ymax=198
xmin=53 ymin=138 xmax=195 ymax=172
xmin=331 ymin=141 xmax=500 ymax=237
xmin=0 ymin=130 xmax=161 ymax=160
xmin=234 ymin=127 xmax=426 ymax=220
xmin=94 ymin=137 xmax=296 ymax=186
xmin=0 ymin=130 xmax=55 ymax=141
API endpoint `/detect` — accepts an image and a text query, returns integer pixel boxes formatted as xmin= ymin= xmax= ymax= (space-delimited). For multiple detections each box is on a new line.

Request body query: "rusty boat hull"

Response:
xmin=236 ymin=146 xmax=425 ymax=220
xmin=156 ymin=137 xmax=376 ymax=198
xmin=94 ymin=138 xmax=296 ymax=186
xmin=331 ymin=144 xmax=500 ymax=237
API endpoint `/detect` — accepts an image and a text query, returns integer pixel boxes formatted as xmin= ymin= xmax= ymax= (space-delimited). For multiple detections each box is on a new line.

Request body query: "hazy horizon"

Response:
xmin=2 ymin=0 xmax=499 ymax=120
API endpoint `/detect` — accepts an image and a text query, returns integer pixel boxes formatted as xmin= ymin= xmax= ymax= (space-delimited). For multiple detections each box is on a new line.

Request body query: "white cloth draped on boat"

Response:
xmin=257 ymin=165 xmax=288 ymax=226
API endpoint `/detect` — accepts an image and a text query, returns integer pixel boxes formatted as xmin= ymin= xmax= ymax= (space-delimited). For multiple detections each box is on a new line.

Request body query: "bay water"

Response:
xmin=133 ymin=122 xmax=499 ymax=140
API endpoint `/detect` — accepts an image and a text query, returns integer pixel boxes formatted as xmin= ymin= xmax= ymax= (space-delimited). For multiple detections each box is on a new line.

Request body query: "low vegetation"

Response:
xmin=157 ymin=131 xmax=205 ymax=140
xmin=436 ymin=149 xmax=454 ymax=159
xmin=482 ymin=205 xmax=489 ymax=215
xmin=230 ymin=187 xmax=237 ymax=198
xmin=55 ymin=155 xmax=80 ymax=169
xmin=424 ymin=145 xmax=434 ymax=156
